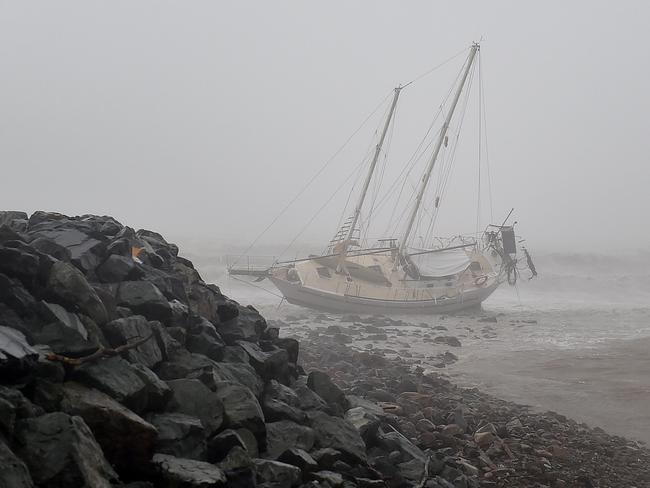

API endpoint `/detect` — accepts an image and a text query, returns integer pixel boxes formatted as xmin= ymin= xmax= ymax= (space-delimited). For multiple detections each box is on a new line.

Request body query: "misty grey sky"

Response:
xmin=1 ymin=1 xmax=649 ymax=254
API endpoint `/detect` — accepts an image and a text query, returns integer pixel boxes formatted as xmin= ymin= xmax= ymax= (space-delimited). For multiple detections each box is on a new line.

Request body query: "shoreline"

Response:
xmin=449 ymin=336 xmax=650 ymax=445
xmin=294 ymin=327 xmax=650 ymax=487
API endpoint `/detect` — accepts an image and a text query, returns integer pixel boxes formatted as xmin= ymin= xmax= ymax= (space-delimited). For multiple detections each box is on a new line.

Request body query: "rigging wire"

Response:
xmin=401 ymin=46 xmax=470 ymax=88
xmin=231 ymin=89 xmax=393 ymax=267
xmin=276 ymin=148 xmax=379 ymax=261
xmin=328 ymin=99 xmax=395 ymax=253
xmin=229 ymin=274 xmax=285 ymax=300
xmin=480 ymin=52 xmax=494 ymax=223
xmin=378 ymin=59 xmax=467 ymax=236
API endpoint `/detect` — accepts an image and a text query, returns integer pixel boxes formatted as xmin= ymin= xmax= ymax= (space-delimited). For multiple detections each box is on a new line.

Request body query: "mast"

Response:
xmin=337 ymin=86 xmax=401 ymax=263
xmin=398 ymin=43 xmax=479 ymax=256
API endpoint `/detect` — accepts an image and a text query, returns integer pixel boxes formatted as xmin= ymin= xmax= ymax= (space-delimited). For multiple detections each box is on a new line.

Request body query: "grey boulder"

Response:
xmin=309 ymin=411 xmax=368 ymax=463
xmin=117 ymin=281 xmax=171 ymax=321
xmin=102 ymin=315 xmax=162 ymax=368
xmin=148 ymin=412 xmax=206 ymax=461
xmin=213 ymin=381 xmax=265 ymax=440
xmin=0 ymin=438 xmax=34 ymax=488
xmin=151 ymin=453 xmax=227 ymax=488
xmin=60 ymin=382 xmax=158 ymax=475
xmin=15 ymin=412 xmax=118 ymax=488
xmin=47 ymin=261 xmax=108 ymax=325
xmin=166 ymin=379 xmax=224 ymax=435
xmin=72 ymin=356 xmax=150 ymax=413
xmin=265 ymin=420 xmax=315 ymax=459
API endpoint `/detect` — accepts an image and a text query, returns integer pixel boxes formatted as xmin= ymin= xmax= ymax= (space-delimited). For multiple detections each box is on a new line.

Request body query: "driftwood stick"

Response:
xmin=45 ymin=333 xmax=154 ymax=366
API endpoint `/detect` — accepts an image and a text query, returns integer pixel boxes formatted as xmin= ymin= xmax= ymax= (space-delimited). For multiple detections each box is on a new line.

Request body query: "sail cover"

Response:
xmin=409 ymin=248 xmax=471 ymax=277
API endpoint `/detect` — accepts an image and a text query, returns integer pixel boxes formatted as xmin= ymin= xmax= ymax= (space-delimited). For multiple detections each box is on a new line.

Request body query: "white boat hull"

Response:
xmin=269 ymin=276 xmax=500 ymax=315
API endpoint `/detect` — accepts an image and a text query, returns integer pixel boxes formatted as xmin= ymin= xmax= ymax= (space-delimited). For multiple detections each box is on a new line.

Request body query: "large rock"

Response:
xmin=33 ymin=301 xmax=101 ymax=357
xmin=96 ymin=255 xmax=139 ymax=283
xmin=275 ymin=337 xmax=299 ymax=364
xmin=184 ymin=319 xmax=225 ymax=361
xmin=0 ymin=225 xmax=23 ymax=244
xmin=262 ymin=379 xmax=306 ymax=423
xmin=206 ymin=429 xmax=247 ymax=463
xmin=262 ymin=397 xmax=308 ymax=424
xmin=72 ymin=357 xmax=149 ymax=413
xmin=102 ymin=315 xmax=162 ymax=368
xmin=214 ymin=381 xmax=265 ymax=439
xmin=0 ymin=272 xmax=36 ymax=317
xmin=150 ymin=321 xmax=182 ymax=361
xmin=137 ymin=265 xmax=187 ymax=302
xmin=237 ymin=340 xmax=290 ymax=383
xmin=37 ymin=301 xmax=88 ymax=340
xmin=148 ymin=412 xmax=206 ymax=461
xmin=307 ymin=371 xmax=349 ymax=413
xmin=277 ymin=448 xmax=318 ymax=473
xmin=0 ymin=385 xmax=41 ymax=420
xmin=27 ymin=211 xmax=68 ymax=229
xmin=265 ymin=420 xmax=315 ymax=459
xmin=215 ymin=446 xmax=254 ymax=479
xmin=131 ymin=363 xmax=172 ymax=411
xmin=151 ymin=454 xmax=227 ymax=488
xmin=155 ymin=350 xmax=216 ymax=381
xmin=216 ymin=304 xmax=266 ymax=344
xmin=0 ymin=210 xmax=28 ymax=228
xmin=15 ymin=412 xmax=118 ymax=488
xmin=293 ymin=383 xmax=329 ymax=412
xmin=253 ymin=459 xmax=301 ymax=488
xmin=166 ymin=379 xmax=224 ymax=435
xmin=47 ymin=261 xmax=108 ymax=325
xmin=308 ymin=411 xmax=367 ymax=463
xmin=30 ymin=225 xmax=105 ymax=273
xmin=60 ymin=382 xmax=158 ymax=474
xmin=0 ymin=244 xmax=40 ymax=283
xmin=28 ymin=237 xmax=71 ymax=262
xmin=377 ymin=429 xmax=425 ymax=462
xmin=345 ymin=406 xmax=381 ymax=442
xmin=188 ymin=283 xmax=226 ymax=326
xmin=196 ymin=362 xmax=263 ymax=398
xmin=0 ymin=438 xmax=34 ymax=488
xmin=0 ymin=326 xmax=38 ymax=379
xmin=117 ymin=281 xmax=171 ymax=321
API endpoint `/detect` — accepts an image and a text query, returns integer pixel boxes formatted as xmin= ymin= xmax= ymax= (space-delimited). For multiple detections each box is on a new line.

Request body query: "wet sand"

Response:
xmin=450 ymin=336 xmax=650 ymax=444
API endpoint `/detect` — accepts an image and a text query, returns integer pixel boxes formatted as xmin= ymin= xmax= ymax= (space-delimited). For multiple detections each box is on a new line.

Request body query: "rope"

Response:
xmin=480 ymin=52 xmax=494 ymax=223
xmin=276 ymin=151 xmax=374 ymax=261
xmin=228 ymin=274 xmax=285 ymax=299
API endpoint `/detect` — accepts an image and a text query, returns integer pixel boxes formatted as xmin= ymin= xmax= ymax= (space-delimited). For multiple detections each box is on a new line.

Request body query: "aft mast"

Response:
xmin=336 ymin=86 xmax=402 ymax=266
xmin=398 ymin=43 xmax=480 ymax=257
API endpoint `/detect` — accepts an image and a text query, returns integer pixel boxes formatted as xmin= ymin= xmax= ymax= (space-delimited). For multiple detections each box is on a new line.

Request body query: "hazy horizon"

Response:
xmin=2 ymin=1 xmax=649 ymax=256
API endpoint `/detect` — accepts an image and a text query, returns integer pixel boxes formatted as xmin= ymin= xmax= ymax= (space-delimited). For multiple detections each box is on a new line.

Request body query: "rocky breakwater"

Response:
xmin=0 ymin=211 xmax=369 ymax=487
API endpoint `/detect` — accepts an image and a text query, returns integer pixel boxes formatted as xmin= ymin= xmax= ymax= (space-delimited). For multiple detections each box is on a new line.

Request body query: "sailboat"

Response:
xmin=230 ymin=43 xmax=536 ymax=314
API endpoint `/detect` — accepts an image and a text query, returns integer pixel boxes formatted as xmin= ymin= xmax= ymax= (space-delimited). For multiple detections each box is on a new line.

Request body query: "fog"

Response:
xmin=1 ymin=1 xmax=649 ymax=255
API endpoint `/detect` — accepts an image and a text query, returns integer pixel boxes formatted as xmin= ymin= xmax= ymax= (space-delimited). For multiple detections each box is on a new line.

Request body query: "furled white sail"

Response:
xmin=409 ymin=248 xmax=471 ymax=277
